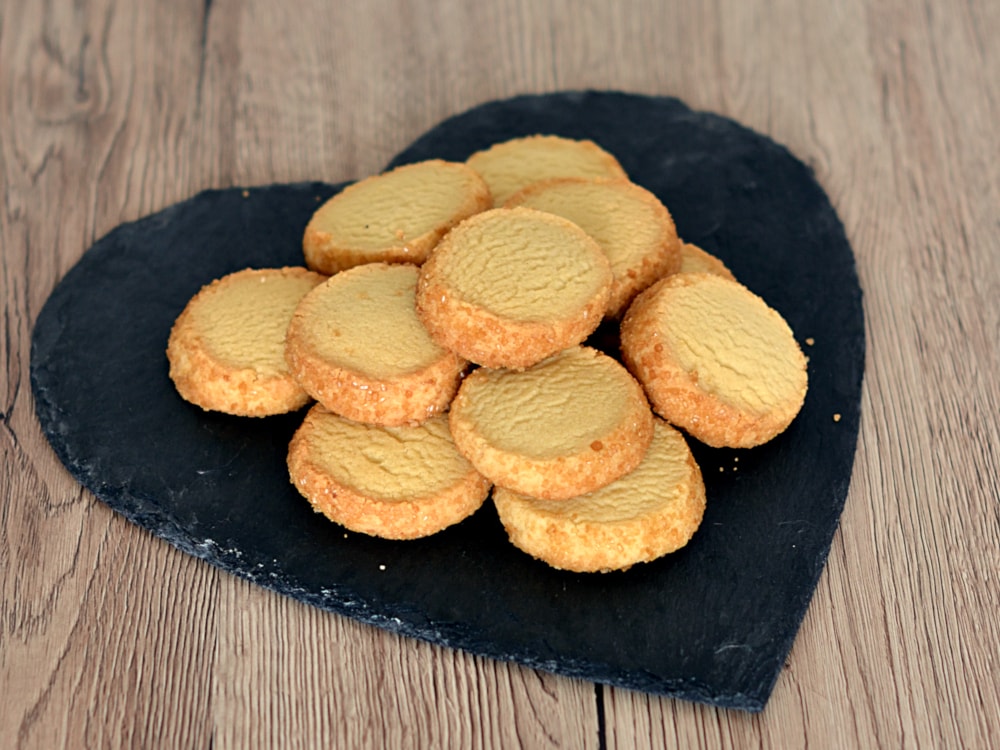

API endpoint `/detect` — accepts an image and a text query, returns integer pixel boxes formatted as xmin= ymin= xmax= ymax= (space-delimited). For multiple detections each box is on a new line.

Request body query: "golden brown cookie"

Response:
xmin=620 ymin=273 xmax=808 ymax=448
xmin=415 ymin=207 xmax=612 ymax=370
xmin=167 ymin=267 xmax=327 ymax=417
xmin=505 ymin=177 xmax=681 ymax=317
xmin=448 ymin=346 xmax=654 ymax=500
xmin=285 ymin=263 xmax=466 ymax=426
xmin=493 ymin=419 xmax=706 ymax=572
xmin=302 ymin=159 xmax=491 ymax=275
xmin=288 ymin=405 xmax=492 ymax=540
xmin=466 ymin=135 xmax=628 ymax=206
xmin=677 ymin=242 xmax=737 ymax=281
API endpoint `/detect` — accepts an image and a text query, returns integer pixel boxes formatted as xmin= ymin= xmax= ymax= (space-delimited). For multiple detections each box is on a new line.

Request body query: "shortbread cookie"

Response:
xmin=416 ymin=207 xmax=612 ymax=369
xmin=167 ymin=267 xmax=326 ymax=416
xmin=448 ymin=346 xmax=654 ymax=500
xmin=620 ymin=273 xmax=808 ymax=448
xmin=677 ymin=242 xmax=736 ymax=281
xmin=466 ymin=135 xmax=628 ymax=206
xmin=285 ymin=263 xmax=466 ymax=426
xmin=302 ymin=159 xmax=491 ymax=275
xmin=493 ymin=419 xmax=706 ymax=573
xmin=288 ymin=406 xmax=491 ymax=539
xmin=505 ymin=178 xmax=681 ymax=317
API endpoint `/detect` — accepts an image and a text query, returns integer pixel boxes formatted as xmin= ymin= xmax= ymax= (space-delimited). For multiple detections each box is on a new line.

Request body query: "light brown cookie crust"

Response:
xmin=620 ymin=273 xmax=808 ymax=448
xmin=415 ymin=207 xmax=612 ymax=370
xmin=302 ymin=159 xmax=492 ymax=275
xmin=167 ymin=266 xmax=327 ymax=417
xmin=288 ymin=406 xmax=492 ymax=540
xmin=448 ymin=346 xmax=654 ymax=500
xmin=285 ymin=263 xmax=467 ymax=426
xmin=493 ymin=419 xmax=706 ymax=572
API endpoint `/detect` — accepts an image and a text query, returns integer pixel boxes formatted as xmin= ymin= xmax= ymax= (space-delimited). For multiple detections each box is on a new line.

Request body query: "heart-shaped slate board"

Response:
xmin=30 ymin=91 xmax=864 ymax=711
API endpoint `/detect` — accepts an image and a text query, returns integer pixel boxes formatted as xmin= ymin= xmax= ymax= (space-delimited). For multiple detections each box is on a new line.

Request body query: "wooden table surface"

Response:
xmin=3 ymin=0 xmax=998 ymax=747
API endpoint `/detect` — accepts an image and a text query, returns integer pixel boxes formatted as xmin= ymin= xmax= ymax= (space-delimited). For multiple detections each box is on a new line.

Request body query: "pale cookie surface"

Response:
xmin=416 ymin=207 xmax=612 ymax=369
xmin=288 ymin=406 xmax=491 ymax=540
xmin=620 ymin=273 xmax=808 ymax=448
xmin=505 ymin=177 xmax=682 ymax=317
xmin=448 ymin=346 xmax=654 ymax=500
xmin=285 ymin=263 xmax=466 ymax=426
xmin=302 ymin=159 xmax=491 ymax=275
xmin=677 ymin=242 xmax=737 ymax=281
xmin=167 ymin=266 xmax=326 ymax=416
xmin=466 ymin=135 xmax=628 ymax=206
xmin=493 ymin=419 xmax=706 ymax=573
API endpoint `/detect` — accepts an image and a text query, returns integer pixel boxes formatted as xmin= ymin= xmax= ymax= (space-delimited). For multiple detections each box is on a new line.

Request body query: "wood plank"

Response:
xmin=2 ymin=0 xmax=999 ymax=746
xmin=210 ymin=580 xmax=598 ymax=748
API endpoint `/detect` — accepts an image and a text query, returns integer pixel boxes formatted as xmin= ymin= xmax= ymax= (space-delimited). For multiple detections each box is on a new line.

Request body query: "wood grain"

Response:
xmin=2 ymin=0 xmax=998 ymax=747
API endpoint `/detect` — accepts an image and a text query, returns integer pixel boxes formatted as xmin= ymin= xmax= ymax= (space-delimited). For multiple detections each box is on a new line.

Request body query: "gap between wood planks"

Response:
xmin=595 ymin=683 xmax=607 ymax=749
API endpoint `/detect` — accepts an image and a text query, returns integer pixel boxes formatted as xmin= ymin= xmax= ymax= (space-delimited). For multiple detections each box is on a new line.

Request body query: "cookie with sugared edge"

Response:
xmin=505 ymin=177 xmax=682 ymax=317
xmin=466 ymin=134 xmax=628 ymax=206
xmin=493 ymin=419 xmax=706 ymax=573
xmin=448 ymin=346 xmax=654 ymax=500
xmin=415 ymin=207 xmax=612 ymax=370
xmin=677 ymin=242 xmax=737 ymax=281
xmin=302 ymin=159 xmax=491 ymax=275
xmin=285 ymin=263 xmax=466 ymax=426
xmin=167 ymin=266 xmax=326 ymax=417
xmin=288 ymin=405 xmax=492 ymax=540
xmin=620 ymin=273 xmax=808 ymax=448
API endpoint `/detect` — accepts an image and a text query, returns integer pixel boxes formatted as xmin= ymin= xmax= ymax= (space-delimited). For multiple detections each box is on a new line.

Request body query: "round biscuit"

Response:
xmin=288 ymin=406 xmax=492 ymax=540
xmin=620 ymin=273 xmax=808 ymax=448
xmin=677 ymin=242 xmax=737 ymax=281
xmin=466 ymin=134 xmax=628 ymax=206
xmin=166 ymin=266 xmax=327 ymax=417
xmin=448 ymin=346 xmax=654 ymax=500
xmin=302 ymin=159 xmax=491 ymax=275
xmin=493 ymin=419 xmax=706 ymax=572
xmin=415 ymin=207 xmax=612 ymax=370
xmin=285 ymin=263 xmax=466 ymax=426
xmin=505 ymin=177 xmax=682 ymax=317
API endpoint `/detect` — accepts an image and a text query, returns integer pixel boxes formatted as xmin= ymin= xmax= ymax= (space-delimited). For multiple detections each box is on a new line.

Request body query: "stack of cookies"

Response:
xmin=167 ymin=135 xmax=808 ymax=572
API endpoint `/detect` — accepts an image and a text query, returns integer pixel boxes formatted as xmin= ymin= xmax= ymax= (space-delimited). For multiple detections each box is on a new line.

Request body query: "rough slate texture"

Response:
xmin=30 ymin=91 xmax=865 ymax=711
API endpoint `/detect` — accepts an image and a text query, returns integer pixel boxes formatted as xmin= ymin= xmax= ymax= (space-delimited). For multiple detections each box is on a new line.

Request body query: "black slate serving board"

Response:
xmin=30 ymin=91 xmax=864 ymax=711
